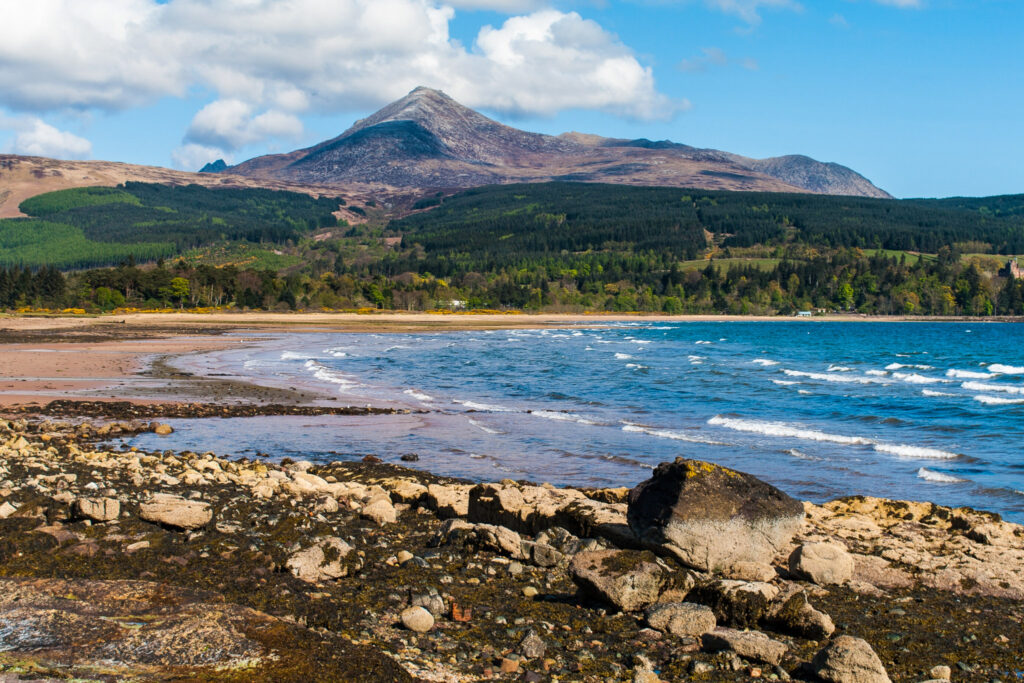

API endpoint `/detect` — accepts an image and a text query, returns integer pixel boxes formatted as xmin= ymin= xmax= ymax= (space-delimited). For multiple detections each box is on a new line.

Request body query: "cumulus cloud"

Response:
xmin=0 ymin=116 xmax=92 ymax=159
xmin=0 ymin=0 xmax=679 ymax=156
xmin=185 ymin=100 xmax=304 ymax=151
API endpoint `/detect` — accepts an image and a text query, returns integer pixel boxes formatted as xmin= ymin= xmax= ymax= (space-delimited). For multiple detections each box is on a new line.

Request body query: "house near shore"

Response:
xmin=1000 ymin=258 xmax=1024 ymax=280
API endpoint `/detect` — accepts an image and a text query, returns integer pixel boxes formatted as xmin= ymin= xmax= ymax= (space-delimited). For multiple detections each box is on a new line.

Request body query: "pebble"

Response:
xmin=522 ymin=586 xmax=539 ymax=598
xmin=400 ymin=606 xmax=434 ymax=633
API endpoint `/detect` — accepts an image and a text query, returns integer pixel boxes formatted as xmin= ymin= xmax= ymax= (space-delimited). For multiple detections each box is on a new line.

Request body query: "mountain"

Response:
xmin=223 ymin=86 xmax=890 ymax=198
xmin=199 ymin=159 xmax=228 ymax=173
xmin=0 ymin=155 xmax=362 ymax=220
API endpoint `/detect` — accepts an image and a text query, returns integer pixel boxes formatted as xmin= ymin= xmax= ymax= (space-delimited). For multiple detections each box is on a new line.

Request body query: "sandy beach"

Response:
xmin=0 ymin=310 xmax=1015 ymax=410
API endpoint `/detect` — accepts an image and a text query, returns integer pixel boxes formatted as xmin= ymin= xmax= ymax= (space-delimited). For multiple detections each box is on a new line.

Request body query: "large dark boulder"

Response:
xmin=627 ymin=458 xmax=804 ymax=573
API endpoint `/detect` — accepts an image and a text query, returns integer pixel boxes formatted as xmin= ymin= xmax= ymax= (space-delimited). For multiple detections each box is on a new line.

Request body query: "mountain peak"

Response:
xmin=227 ymin=87 xmax=890 ymax=197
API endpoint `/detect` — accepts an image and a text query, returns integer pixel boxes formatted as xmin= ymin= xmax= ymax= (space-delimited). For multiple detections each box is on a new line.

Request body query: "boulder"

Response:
xmin=701 ymin=628 xmax=788 ymax=666
xmin=645 ymin=602 xmax=716 ymax=637
xmin=789 ymin=542 xmax=855 ymax=585
xmin=811 ymin=636 xmax=891 ymax=683
xmin=74 ymin=497 xmax=120 ymax=522
xmin=138 ymin=494 xmax=212 ymax=530
xmin=153 ymin=424 xmax=174 ymax=435
xmin=431 ymin=519 xmax=529 ymax=560
xmin=400 ymin=606 xmax=434 ymax=633
xmin=426 ymin=484 xmax=470 ymax=518
xmin=286 ymin=537 xmax=353 ymax=583
xmin=767 ymin=588 xmax=835 ymax=639
xmin=687 ymin=580 xmax=778 ymax=629
xmin=361 ymin=498 xmax=398 ymax=525
xmin=627 ymin=458 xmax=804 ymax=573
xmin=569 ymin=550 xmax=666 ymax=612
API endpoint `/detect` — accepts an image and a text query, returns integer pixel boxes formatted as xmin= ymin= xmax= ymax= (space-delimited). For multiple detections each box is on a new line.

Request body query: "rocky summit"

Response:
xmin=222 ymin=86 xmax=891 ymax=197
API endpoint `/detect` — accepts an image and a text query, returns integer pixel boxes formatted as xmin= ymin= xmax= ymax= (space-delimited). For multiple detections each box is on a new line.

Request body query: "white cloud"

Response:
xmin=185 ymin=100 xmax=304 ymax=150
xmin=678 ymin=47 xmax=729 ymax=72
xmin=678 ymin=47 xmax=757 ymax=73
xmin=703 ymin=0 xmax=801 ymax=25
xmin=0 ymin=116 xmax=92 ymax=159
xmin=0 ymin=0 xmax=679 ymax=149
xmin=171 ymin=143 xmax=228 ymax=171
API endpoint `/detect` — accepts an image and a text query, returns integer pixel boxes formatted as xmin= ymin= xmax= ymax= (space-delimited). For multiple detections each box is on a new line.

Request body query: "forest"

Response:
xmin=4 ymin=182 xmax=1024 ymax=317
xmin=1 ymin=184 xmax=343 ymax=269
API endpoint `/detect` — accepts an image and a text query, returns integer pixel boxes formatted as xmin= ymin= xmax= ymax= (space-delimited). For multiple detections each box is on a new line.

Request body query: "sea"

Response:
xmin=123 ymin=321 xmax=1024 ymax=522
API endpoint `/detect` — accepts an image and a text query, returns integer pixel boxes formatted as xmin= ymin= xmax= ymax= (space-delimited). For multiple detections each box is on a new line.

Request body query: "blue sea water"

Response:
xmin=127 ymin=322 xmax=1024 ymax=521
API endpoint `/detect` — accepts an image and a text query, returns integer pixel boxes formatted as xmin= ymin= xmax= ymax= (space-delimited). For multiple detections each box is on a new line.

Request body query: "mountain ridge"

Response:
xmin=224 ymin=87 xmax=891 ymax=198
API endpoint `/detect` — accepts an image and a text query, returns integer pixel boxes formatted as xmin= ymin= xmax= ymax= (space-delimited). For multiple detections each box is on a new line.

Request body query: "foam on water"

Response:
xmin=281 ymin=351 xmax=316 ymax=360
xmin=467 ymin=419 xmax=502 ymax=434
xmin=625 ymin=363 xmax=649 ymax=370
xmin=962 ymin=381 xmax=1024 ymax=395
xmin=827 ymin=365 xmax=853 ymax=372
xmin=303 ymin=360 xmax=360 ymax=392
xmin=988 ymin=364 xmax=1024 ymax=374
xmin=622 ymin=423 xmax=728 ymax=445
xmin=752 ymin=358 xmax=778 ymax=366
xmin=403 ymin=389 xmax=434 ymax=402
xmin=453 ymin=399 xmax=515 ymax=412
xmin=865 ymin=370 xmax=888 ymax=377
xmin=709 ymin=416 xmax=960 ymax=459
xmin=688 ymin=355 xmax=705 ymax=364
xmin=917 ymin=467 xmax=965 ymax=483
xmin=892 ymin=372 xmax=947 ymax=385
xmin=783 ymin=369 xmax=888 ymax=385
xmin=614 ymin=353 xmax=633 ymax=360
xmin=974 ymin=395 xmax=1024 ymax=405
xmin=531 ymin=410 xmax=600 ymax=425
xmin=886 ymin=363 xmax=934 ymax=371
xmin=707 ymin=416 xmax=873 ymax=445
xmin=946 ymin=369 xmax=993 ymax=379
xmin=873 ymin=443 xmax=960 ymax=460
xmin=772 ymin=380 xmax=798 ymax=386
xmin=922 ymin=389 xmax=956 ymax=397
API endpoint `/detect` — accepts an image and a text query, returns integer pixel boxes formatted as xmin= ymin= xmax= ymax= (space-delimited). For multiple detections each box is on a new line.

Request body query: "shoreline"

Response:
xmin=4 ymin=310 xmax=1024 ymax=335
xmin=0 ymin=415 xmax=1021 ymax=681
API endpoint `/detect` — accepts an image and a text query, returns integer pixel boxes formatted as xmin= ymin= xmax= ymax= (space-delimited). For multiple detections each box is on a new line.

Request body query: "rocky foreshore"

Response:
xmin=0 ymin=414 xmax=1022 ymax=682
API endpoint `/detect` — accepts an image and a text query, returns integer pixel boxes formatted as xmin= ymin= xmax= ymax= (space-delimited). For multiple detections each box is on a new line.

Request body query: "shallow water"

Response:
xmin=124 ymin=321 xmax=1024 ymax=522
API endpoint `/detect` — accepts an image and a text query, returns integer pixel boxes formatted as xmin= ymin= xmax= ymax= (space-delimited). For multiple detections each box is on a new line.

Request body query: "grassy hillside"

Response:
xmin=0 ymin=183 xmax=343 ymax=268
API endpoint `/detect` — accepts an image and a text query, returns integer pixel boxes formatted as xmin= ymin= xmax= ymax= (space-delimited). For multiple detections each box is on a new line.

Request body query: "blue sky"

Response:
xmin=0 ymin=0 xmax=1020 ymax=198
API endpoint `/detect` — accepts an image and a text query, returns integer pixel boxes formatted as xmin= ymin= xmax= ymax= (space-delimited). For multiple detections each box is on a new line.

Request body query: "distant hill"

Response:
xmin=222 ymin=87 xmax=891 ymax=198
xmin=0 ymin=155 xmax=356 ymax=220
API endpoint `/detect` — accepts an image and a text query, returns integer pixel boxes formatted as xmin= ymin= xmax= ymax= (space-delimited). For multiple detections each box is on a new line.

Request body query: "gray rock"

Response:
xmin=531 ymin=542 xmax=565 ymax=568
xmin=518 ymin=630 xmax=546 ymax=659
xmin=286 ymin=537 xmax=353 ymax=583
xmin=74 ymin=497 xmax=120 ymax=522
xmin=138 ymin=493 xmax=211 ymax=530
xmin=361 ymin=497 xmax=397 ymax=525
xmin=401 ymin=606 xmax=434 ymax=633
xmin=811 ymin=636 xmax=891 ymax=683
xmin=702 ymin=627 xmax=788 ymax=666
xmin=687 ymin=580 xmax=778 ymax=628
xmin=789 ymin=542 xmax=855 ymax=586
xmin=627 ymin=458 xmax=804 ymax=573
xmin=569 ymin=549 xmax=666 ymax=612
xmin=645 ymin=602 xmax=717 ymax=637
xmin=767 ymin=589 xmax=835 ymax=639
xmin=410 ymin=588 xmax=446 ymax=617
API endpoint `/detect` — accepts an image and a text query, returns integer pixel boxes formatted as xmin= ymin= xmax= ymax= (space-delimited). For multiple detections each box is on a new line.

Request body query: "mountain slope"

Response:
xmin=225 ymin=87 xmax=890 ymax=198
